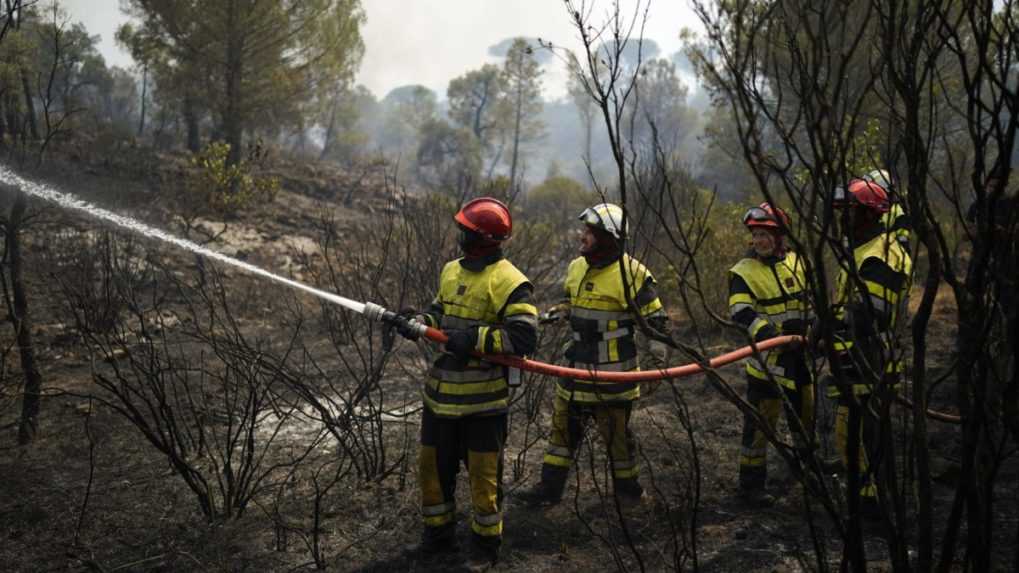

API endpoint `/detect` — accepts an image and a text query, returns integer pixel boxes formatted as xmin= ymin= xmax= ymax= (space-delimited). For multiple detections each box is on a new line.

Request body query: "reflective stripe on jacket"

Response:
xmin=557 ymin=255 xmax=664 ymax=403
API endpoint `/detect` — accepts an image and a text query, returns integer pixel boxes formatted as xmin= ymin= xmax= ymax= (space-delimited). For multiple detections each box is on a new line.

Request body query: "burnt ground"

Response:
xmin=0 ymin=154 xmax=1016 ymax=572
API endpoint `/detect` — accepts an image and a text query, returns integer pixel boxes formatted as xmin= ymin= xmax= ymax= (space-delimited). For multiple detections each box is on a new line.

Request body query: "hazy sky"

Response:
xmin=62 ymin=0 xmax=702 ymax=101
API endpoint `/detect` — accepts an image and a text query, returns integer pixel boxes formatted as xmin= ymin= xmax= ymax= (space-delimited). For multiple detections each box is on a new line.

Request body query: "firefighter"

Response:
xmin=862 ymin=168 xmax=911 ymax=250
xmin=827 ymin=178 xmax=912 ymax=517
xmin=729 ymin=203 xmax=815 ymax=505
xmin=396 ymin=197 xmax=538 ymax=564
xmin=518 ymin=202 xmax=669 ymax=506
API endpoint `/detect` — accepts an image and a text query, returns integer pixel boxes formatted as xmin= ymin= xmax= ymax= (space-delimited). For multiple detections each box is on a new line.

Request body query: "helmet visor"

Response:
xmin=577 ymin=204 xmax=624 ymax=239
xmin=742 ymin=206 xmax=774 ymax=225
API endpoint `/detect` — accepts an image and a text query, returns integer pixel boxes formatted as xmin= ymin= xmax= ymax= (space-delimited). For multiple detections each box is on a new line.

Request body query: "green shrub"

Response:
xmin=187 ymin=141 xmax=280 ymax=215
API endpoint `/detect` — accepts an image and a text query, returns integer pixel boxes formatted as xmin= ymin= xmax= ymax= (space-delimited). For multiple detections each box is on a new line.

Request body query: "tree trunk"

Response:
xmin=508 ymin=87 xmax=523 ymax=193
xmin=583 ymin=111 xmax=593 ymax=166
xmin=223 ymin=0 xmax=244 ymax=171
xmin=6 ymin=94 xmax=20 ymax=141
xmin=184 ymin=94 xmax=200 ymax=152
xmin=8 ymin=192 xmax=42 ymax=445
xmin=137 ymin=64 xmax=148 ymax=137
xmin=0 ymin=97 xmax=7 ymax=143
xmin=19 ymin=66 xmax=38 ymax=140
xmin=319 ymin=94 xmax=339 ymax=160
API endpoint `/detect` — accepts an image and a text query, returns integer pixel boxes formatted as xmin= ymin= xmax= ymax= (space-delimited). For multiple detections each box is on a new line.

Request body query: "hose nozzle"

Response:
xmin=364 ymin=302 xmax=428 ymax=341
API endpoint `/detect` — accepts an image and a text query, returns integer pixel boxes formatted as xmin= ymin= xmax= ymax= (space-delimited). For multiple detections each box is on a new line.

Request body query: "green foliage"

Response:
xmin=0 ymin=25 xmax=32 ymax=107
xmin=186 ymin=141 xmax=280 ymax=214
xmin=478 ymin=175 xmax=514 ymax=204
xmin=638 ymin=190 xmax=747 ymax=332
xmin=500 ymin=38 xmax=545 ymax=188
xmin=447 ymin=64 xmax=504 ymax=147
xmin=415 ymin=118 xmax=482 ymax=195
xmin=845 ymin=118 xmax=885 ymax=177
xmin=379 ymin=84 xmax=437 ymax=154
xmin=524 ymin=174 xmax=598 ymax=222
xmin=626 ymin=58 xmax=693 ymax=155
xmin=320 ymin=84 xmax=377 ymax=164
xmin=122 ymin=0 xmax=365 ymax=159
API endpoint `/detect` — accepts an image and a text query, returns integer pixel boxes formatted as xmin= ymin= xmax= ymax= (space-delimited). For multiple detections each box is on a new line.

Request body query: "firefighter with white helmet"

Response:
xmin=518 ymin=202 xmax=669 ymax=506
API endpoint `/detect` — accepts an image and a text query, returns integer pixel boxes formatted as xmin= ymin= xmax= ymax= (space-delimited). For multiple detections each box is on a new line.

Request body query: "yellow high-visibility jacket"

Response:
xmin=830 ymin=231 xmax=912 ymax=396
xmin=422 ymin=255 xmax=537 ymax=417
xmin=556 ymin=255 xmax=665 ymax=403
xmin=728 ymin=251 xmax=813 ymax=389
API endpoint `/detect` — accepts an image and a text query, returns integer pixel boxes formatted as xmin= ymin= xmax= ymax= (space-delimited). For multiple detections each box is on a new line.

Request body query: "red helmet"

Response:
xmin=834 ymin=179 xmax=890 ymax=213
xmin=742 ymin=202 xmax=791 ymax=233
xmin=454 ymin=197 xmax=512 ymax=241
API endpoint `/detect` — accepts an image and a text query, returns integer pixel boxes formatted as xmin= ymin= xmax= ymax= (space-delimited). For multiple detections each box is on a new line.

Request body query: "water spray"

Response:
xmin=0 ymin=164 xmax=368 ymax=314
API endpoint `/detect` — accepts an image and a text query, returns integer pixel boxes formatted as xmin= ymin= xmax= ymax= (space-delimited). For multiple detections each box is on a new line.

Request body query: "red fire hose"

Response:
xmin=364 ymin=303 xmax=962 ymax=422
xmin=421 ymin=324 xmax=802 ymax=381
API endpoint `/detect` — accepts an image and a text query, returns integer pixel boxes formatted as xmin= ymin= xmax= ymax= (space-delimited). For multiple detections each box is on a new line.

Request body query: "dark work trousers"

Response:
xmin=834 ymin=393 xmax=880 ymax=499
xmin=739 ymin=371 xmax=815 ymax=491
xmin=540 ymin=394 xmax=642 ymax=498
xmin=419 ymin=407 xmax=507 ymax=548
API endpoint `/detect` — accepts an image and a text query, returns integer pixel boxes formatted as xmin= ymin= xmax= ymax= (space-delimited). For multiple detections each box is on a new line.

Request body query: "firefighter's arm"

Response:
xmin=635 ymin=276 xmax=671 ymax=367
xmin=474 ymin=283 xmax=538 ymax=357
xmin=635 ymin=276 xmax=669 ymax=332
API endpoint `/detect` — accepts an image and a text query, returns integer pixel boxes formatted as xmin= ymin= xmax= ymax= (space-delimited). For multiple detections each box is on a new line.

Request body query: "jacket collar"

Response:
xmin=459 ymin=249 xmax=504 ymax=271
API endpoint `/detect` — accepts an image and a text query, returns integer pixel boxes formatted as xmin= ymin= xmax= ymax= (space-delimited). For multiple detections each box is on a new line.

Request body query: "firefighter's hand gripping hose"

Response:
xmin=364 ymin=302 xmax=801 ymax=382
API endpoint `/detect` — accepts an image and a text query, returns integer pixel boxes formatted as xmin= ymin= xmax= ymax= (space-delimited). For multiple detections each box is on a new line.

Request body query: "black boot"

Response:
xmin=407 ymin=524 xmax=459 ymax=561
xmin=614 ymin=478 xmax=646 ymax=507
xmin=516 ymin=465 xmax=567 ymax=506
xmin=736 ymin=486 xmax=775 ymax=507
xmin=515 ymin=480 xmax=563 ymax=507
xmin=466 ymin=533 xmax=500 ymax=570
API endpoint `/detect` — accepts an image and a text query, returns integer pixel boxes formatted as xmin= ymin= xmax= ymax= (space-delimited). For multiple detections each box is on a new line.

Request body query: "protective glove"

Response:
xmin=444 ymin=328 xmax=478 ymax=360
xmin=646 ymin=339 xmax=670 ymax=370
xmin=392 ymin=307 xmax=421 ymax=341
xmin=539 ymin=303 xmax=570 ymax=324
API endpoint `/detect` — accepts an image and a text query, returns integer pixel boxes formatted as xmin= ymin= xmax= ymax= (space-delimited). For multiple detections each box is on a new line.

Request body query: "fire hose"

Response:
xmin=360 ymin=302 xmax=962 ymax=423
xmin=363 ymin=302 xmax=800 ymax=381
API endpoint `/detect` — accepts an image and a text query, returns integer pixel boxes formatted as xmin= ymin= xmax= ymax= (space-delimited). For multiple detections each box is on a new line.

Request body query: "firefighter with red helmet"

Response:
xmin=862 ymin=169 xmax=911 ymax=250
xmin=517 ymin=202 xmax=669 ymax=507
xmin=827 ymin=179 xmax=912 ymax=518
xmin=728 ymin=202 xmax=814 ymax=504
xmin=398 ymin=197 xmax=538 ymax=564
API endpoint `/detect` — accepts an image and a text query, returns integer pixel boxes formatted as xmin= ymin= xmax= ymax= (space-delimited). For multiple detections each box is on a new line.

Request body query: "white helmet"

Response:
xmin=578 ymin=202 xmax=625 ymax=240
xmin=862 ymin=168 xmax=892 ymax=190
